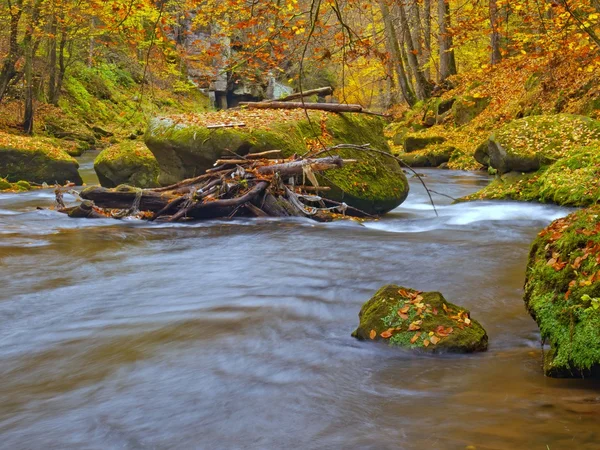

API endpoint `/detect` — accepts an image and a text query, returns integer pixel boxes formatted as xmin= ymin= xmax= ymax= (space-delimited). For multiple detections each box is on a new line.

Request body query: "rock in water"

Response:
xmin=352 ymin=285 xmax=488 ymax=353
xmin=94 ymin=141 xmax=160 ymax=188
xmin=145 ymin=110 xmax=409 ymax=215
xmin=525 ymin=207 xmax=600 ymax=378
xmin=0 ymin=132 xmax=82 ymax=185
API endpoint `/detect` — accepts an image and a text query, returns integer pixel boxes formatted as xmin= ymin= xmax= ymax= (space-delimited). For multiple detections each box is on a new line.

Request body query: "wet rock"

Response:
xmin=525 ymin=207 xmax=600 ymax=378
xmin=94 ymin=141 xmax=160 ymax=188
xmin=352 ymin=285 xmax=488 ymax=353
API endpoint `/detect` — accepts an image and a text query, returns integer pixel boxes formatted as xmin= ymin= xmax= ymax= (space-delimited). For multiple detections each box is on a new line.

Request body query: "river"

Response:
xmin=1 ymin=161 xmax=599 ymax=449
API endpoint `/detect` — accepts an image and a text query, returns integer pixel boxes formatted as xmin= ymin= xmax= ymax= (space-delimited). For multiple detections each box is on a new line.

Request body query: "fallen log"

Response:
xmin=240 ymin=101 xmax=363 ymax=113
xmin=265 ymin=86 xmax=333 ymax=103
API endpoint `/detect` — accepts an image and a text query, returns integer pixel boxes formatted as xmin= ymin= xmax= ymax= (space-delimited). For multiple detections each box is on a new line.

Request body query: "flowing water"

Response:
xmin=1 ymin=164 xmax=599 ymax=450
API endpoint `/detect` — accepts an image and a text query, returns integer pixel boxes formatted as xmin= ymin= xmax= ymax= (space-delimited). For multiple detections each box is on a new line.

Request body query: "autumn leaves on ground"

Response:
xmin=2 ymin=0 xmax=600 ymax=377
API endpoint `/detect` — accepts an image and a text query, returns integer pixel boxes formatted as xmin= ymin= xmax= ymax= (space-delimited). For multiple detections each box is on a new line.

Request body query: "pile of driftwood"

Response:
xmin=57 ymin=150 xmax=371 ymax=222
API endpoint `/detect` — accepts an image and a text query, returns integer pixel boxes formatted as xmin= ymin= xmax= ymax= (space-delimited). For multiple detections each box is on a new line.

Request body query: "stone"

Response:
xmin=0 ymin=132 xmax=82 ymax=185
xmin=352 ymin=285 xmax=488 ymax=353
xmin=94 ymin=141 xmax=160 ymax=188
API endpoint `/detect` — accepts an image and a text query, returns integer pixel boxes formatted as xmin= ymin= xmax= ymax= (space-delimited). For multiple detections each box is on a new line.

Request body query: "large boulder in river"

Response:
xmin=474 ymin=114 xmax=600 ymax=174
xmin=0 ymin=132 xmax=82 ymax=185
xmin=525 ymin=207 xmax=600 ymax=378
xmin=145 ymin=110 xmax=409 ymax=215
xmin=94 ymin=141 xmax=160 ymax=188
xmin=352 ymin=285 xmax=488 ymax=353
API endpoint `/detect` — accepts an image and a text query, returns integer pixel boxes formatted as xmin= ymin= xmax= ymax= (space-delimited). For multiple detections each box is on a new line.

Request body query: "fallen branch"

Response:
xmin=57 ymin=154 xmax=364 ymax=223
xmin=264 ymin=86 xmax=333 ymax=102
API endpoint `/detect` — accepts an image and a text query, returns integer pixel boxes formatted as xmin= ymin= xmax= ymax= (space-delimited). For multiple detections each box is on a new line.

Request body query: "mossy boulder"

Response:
xmin=403 ymin=133 xmax=446 ymax=153
xmin=352 ymin=285 xmax=488 ymax=353
xmin=397 ymin=145 xmax=456 ymax=168
xmin=474 ymin=114 xmax=600 ymax=174
xmin=467 ymin=143 xmax=600 ymax=206
xmin=145 ymin=110 xmax=409 ymax=215
xmin=452 ymin=95 xmax=491 ymax=125
xmin=525 ymin=207 xmax=600 ymax=378
xmin=0 ymin=132 xmax=82 ymax=185
xmin=94 ymin=141 xmax=160 ymax=188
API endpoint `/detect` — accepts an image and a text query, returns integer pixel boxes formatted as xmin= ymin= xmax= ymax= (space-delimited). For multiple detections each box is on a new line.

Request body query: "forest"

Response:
xmin=1 ymin=0 xmax=600 ymax=448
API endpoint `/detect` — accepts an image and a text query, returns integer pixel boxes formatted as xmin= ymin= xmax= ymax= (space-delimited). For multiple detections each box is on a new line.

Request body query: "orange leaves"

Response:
xmin=369 ymin=329 xmax=376 ymax=340
xmin=380 ymin=330 xmax=393 ymax=339
xmin=435 ymin=325 xmax=454 ymax=337
xmin=410 ymin=332 xmax=422 ymax=344
xmin=408 ymin=320 xmax=422 ymax=331
xmin=430 ymin=335 xmax=440 ymax=345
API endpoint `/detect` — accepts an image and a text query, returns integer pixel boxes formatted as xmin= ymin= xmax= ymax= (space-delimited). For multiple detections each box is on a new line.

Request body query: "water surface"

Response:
xmin=1 ymin=168 xmax=598 ymax=450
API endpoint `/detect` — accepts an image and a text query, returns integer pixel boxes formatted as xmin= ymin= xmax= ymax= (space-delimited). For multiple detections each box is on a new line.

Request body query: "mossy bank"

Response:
xmin=525 ymin=207 xmax=600 ymax=377
xmin=0 ymin=132 xmax=82 ymax=185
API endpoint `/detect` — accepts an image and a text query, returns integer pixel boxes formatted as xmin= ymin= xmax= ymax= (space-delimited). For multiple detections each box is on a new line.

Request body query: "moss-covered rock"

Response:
xmin=146 ymin=110 xmax=408 ymax=215
xmin=0 ymin=177 xmax=12 ymax=190
xmin=525 ymin=207 xmax=600 ymax=377
xmin=94 ymin=141 xmax=160 ymax=188
xmin=474 ymin=114 xmax=600 ymax=174
xmin=465 ymin=141 xmax=600 ymax=206
xmin=452 ymin=95 xmax=491 ymax=126
xmin=0 ymin=132 xmax=82 ymax=185
xmin=352 ymin=285 xmax=488 ymax=353
xmin=403 ymin=133 xmax=446 ymax=152
xmin=397 ymin=145 xmax=456 ymax=168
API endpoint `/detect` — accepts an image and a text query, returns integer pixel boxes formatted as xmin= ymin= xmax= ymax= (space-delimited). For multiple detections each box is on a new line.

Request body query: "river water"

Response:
xmin=1 ymin=161 xmax=599 ymax=450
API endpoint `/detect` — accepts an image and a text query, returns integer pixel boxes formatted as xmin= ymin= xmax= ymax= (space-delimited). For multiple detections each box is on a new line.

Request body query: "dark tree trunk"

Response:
xmin=489 ymin=0 xmax=502 ymax=65
xmin=0 ymin=2 xmax=24 ymax=102
xmin=379 ymin=0 xmax=416 ymax=106
xmin=399 ymin=2 xmax=430 ymax=100
xmin=438 ymin=0 xmax=457 ymax=82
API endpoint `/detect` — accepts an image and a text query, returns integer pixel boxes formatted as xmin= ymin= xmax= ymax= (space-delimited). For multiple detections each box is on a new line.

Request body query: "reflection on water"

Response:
xmin=0 ymin=169 xmax=598 ymax=450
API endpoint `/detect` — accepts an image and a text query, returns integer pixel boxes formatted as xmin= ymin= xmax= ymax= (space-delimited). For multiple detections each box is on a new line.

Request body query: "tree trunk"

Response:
xmin=51 ymin=22 xmax=68 ymax=105
xmin=399 ymin=2 xmax=430 ymax=100
xmin=378 ymin=0 xmax=416 ymax=106
xmin=423 ymin=0 xmax=432 ymax=80
xmin=0 ymin=3 xmax=24 ymax=102
xmin=23 ymin=41 xmax=34 ymax=134
xmin=438 ymin=0 xmax=457 ymax=82
xmin=489 ymin=0 xmax=502 ymax=65
xmin=47 ymin=15 xmax=58 ymax=102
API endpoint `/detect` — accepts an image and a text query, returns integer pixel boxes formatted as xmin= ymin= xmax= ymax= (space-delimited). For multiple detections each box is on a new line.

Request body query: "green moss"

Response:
xmin=94 ymin=141 xmax=160 ymax=188
xmin=15 ymin=180 xmax=31 ymax=191
xmin=352 ymin=285 xmax=488 ymax=353
xmin=396 ymin=145 xmax=455 ymax=168
xmin=466 ymin=142 xmax=600 ymax=206
xmin=403 ymin=133 xmax=446 ymax=152
xmin=0 ymin=177 xmax=11 ymax=190
xmin=0 ymin=132 xmax=82 ymax=184
xmin=453 ymin=95 xmax=491 ymax=125
xmin=524 ymin=207 xmax=600 ymax=377
xmin=146 ymin=111 xmax=408 ymax=214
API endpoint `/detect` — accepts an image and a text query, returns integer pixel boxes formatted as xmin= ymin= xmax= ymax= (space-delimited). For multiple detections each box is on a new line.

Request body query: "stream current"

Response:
xmin=1 ymin=158 xmax=599 ymax=449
